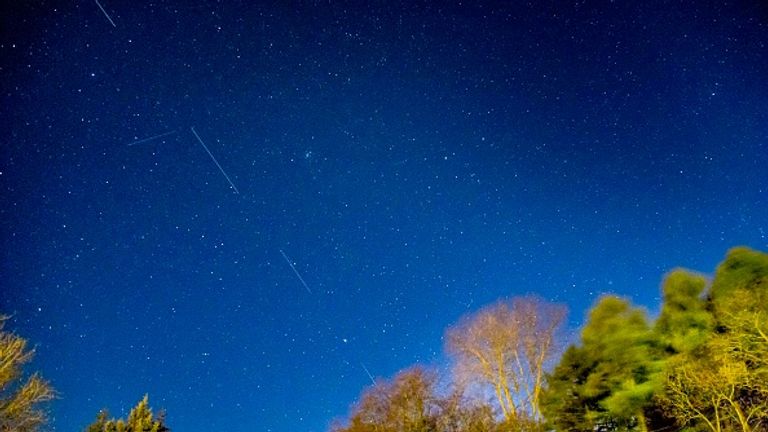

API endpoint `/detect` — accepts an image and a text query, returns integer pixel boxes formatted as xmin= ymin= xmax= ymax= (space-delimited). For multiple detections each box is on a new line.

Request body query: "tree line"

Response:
xmin=332 ymin=247 xmax=768 ymax=432
xmin=1 ymin=246 xmax=766 ymax=431
xmin=0 ymin=313 xmax=167 ymax=432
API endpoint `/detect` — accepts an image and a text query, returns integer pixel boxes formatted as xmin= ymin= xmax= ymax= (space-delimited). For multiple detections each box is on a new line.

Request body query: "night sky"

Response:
xmin=1 ymin=1 xmax=767 ymax=431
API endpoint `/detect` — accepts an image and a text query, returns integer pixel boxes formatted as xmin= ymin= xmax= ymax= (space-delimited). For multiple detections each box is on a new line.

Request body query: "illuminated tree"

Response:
xmin=655 ymin=247 xmax=768 ymax=432
xmin=445 ymin=296 xmax=566 ymax=426
xmin=657 ymin=310 xmax=768 ymax=432
xmin=708 ymin=247 xmax=768 ymax=319
xmin=659 ymin=342 xmax=766 ymax=432
xmin=329 ymin=246 xmax=768 ymax=432
xmin=331 ymin=366 xmax=438 ymax=432
xmin=434 ymin=389 xmax=495 ymax=432
xmin=85 ymin=395 xmax=169 ymax=432
xmin=332 ymin=366 xmax=498 ymax=432
xmin=0 ymin=315 xmax=55 ymax=432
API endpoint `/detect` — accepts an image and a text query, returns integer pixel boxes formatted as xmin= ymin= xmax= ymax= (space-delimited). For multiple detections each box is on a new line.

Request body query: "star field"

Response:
xmin=1 ymin=1 xmax=767 ymax=431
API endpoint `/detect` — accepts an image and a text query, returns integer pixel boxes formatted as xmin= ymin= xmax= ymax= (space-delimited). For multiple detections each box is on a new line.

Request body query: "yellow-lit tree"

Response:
xmin=85 ymin=395 xmax=169 ymax=432
xmin=658 ymin=329 xmax=767 ymax=432
xmin=0 ymin=315 xmax=56 ymax=432
xmin=657 ymin=248 xmax=768 ymax=432
xmin=445 ymin=296 xmax=566 ymax=426
xmin=332 ymin=366 xmax=496 ymax=432
xmin=331 ymin=366 xmax=438 ymax=432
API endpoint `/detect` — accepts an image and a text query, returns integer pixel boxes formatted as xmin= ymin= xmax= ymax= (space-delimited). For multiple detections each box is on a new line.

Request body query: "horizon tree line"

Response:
xmin=333 ymin=246 xmax=768 ymax=432
xmin=1 ymin=246 xmax=766 ymax=431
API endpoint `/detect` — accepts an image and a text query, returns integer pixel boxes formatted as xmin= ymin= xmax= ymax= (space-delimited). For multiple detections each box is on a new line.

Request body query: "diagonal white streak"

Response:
xmin=127 ymin=130 xmax=176 ymax=146
xmin=93 ymin=0 xmax=116 ymax=27
xmin=190 ymin=127 xmax=240 ymax=194
xmin=361 ymin=363 xmax=376 ymax=385
xmin=279 ymin=249 xmax=312 ymax=294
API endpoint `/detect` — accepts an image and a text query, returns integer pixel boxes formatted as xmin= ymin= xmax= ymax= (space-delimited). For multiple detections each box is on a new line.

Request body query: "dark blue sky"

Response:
xmin=1 ymin=1 xmax=766 ymax=431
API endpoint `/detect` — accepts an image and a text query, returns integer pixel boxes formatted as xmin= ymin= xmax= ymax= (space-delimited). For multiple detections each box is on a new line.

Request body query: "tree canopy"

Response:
xmin=85 ymin=395 xmax=169 ymax=432
xmin=541 ymin=247 xmax=768 ymax=432
xmin=335 ymin=246 xmax=768 ymax=432
xmin=4 ymin=246 xmax=767 ymax=432
xmin=0 ymin=315 xmax=55 ymax=432
xmin=445 ymin=296 xmax=566 ymax=426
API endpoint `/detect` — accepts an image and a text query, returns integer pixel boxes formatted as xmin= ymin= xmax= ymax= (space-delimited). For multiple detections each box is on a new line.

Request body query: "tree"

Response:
xmin=434 ymin=389 xmax=496 ymax=432
xmin=541 ymin=296 xmax=662 ymax=432
xmin=85 ymin=395 xmax=169 ymax=432
xmin=657 ymin=248 xmax=768 ymax=432
xmin=654 ymin=269 xmax=714 ymax=355
xmin=331 ymin=366 xmax=439 ymax=432
xmin=658 ymin=341 xmax=767 ymax=432
xmin=583 ymin=296 xmax=663 ymax=431
xmin=445 ymin=296 xmax=566 ymax=427
xmin=539 ymin=346 xmax=599 ymax=432
xmin=0 ymin=315 xmax=56 ymax=432
xmin=328 ymin=247 xmax=768 ymax=432
xmin=708 ymin=247 xmax=768 ymax=312
xmin=332 ymin=366 xmax=499 ymax=432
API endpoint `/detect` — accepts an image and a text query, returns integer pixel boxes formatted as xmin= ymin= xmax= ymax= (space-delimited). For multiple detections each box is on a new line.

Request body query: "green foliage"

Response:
xmin=540 ymin=346 xmax=597 ymax=432
xmin=655 ymin=248 xmax=768 ymax=431
xmin=656 ymin=317 xmax=768 ymax=432
xmin=332 ymin=248 xmax=768 ymax=431
xmin=541 ymin=247 xmax=768 ymax=432
xmin=580 ymin=296 xmax=661 ymax=429
xmin=709 ymin=247 xmax=768 ymax=320
xmin=0 ymin=315 xmax=56 ymax=432
xmin=85 ymin=395 xmax=169 ymax=432
xmin=710 ymin=247 xmax=768 ymax=299
xmin=655 ymin=269 xmax=713 ymax=354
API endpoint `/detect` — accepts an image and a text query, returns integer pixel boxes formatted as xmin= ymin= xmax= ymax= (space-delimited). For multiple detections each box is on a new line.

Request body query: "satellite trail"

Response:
xmin=190 ymin=127 xmax=240 ymax=194
xmin=127 ymin=130 xmax=176 ymax=146
xmin=93 ymin=0 xmax=116 ymax=27
xmin=279 ymin=249 xmax=313 ymax=294
xmin=361 ymin=363 xmax=376 ymax=385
